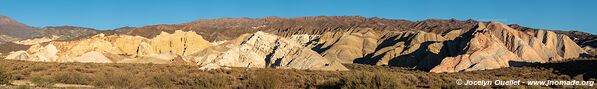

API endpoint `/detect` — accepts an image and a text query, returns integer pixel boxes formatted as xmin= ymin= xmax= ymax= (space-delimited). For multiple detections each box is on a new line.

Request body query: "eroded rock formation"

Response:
xmin=429 ymin=22 xmax=586 ymax=73
xmin=285 ymin=22 xmax=587 ymax=72
xmin=191 ymin=31 xmax=348 ymax=71
xmin=1 ymin=15 xmax=592 ymax=72
xmin=6 ymin=30 xmax=212 ymax=64
xmin=5 ymin=31 xmax=349 ymax=71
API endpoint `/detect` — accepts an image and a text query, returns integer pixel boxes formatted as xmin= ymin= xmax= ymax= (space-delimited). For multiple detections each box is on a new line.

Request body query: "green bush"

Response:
xmin=31 ymin=76 xmax=55 ymax=87
xmin=53 ymin=72 xmax=90 ymax=85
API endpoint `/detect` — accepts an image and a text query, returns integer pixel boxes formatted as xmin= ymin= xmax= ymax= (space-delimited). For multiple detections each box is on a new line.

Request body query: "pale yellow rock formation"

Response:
xmin=31 ymin=44 xmax=59 ymax=62
xmin=151 ymin=30 xmax=211 ymax=56
xmin=5 ymin=30 xmax=213 ymax=64
xmin=3 ymin=22 xmax=586 ymax=72
xmin=315 ymin=29 xmax=380 ymax=63
xmin=192 ymin=31 xmax=348 ymax=71
xmin=370 ymin=31 xmax=447 ymax=68
xmin=296 ymin=22 xmax=586 ymax=72
xmin=6 ymin=44 xmax=59 ymax=62
xmin=582 ymin=46 xmax=596 ymax=56
xmin=69 ymin=51 xmax=112 ymax=63
xmin=113 ymin=35 xmax=147 ymax=56
xmin=444 ymin=29 xmax=463 ymax=40
xmin=289 ymin=34 xmax=320 ymax=47
xmin=430 ymin=22 xmax=586 ymax=73
xmin=5 ymin=51 xmax=29 ymax=60
xmin=430 ymin=27 xmax=518 ymax=73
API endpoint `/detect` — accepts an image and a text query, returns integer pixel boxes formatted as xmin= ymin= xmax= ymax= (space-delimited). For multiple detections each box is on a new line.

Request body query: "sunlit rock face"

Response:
xmin=6 ymin=30 xmax=348 ymax=71
xmin=2 ymin=17 xmax=589 ymax=72
xmin=150 ymin=30 xmax=212 ymax=56
xmin=6 ymin=30 xmax=212 ymax=64
xmin=430 ymin=22 xmax=585 ymax=73
xmin=288 ymin=22 xmax=586 ymax=73
xmin=301 ymin=29 xmax=381 ymax=64
xmin=192 ymin=31 xmax=348 ymax=71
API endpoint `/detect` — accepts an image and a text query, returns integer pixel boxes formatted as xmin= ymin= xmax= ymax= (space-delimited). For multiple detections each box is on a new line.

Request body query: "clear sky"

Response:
xmin=0 ymin=0 xmax=595 ymax=34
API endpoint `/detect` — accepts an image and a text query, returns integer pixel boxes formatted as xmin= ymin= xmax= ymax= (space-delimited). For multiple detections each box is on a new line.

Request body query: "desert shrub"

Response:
xmin=0 ymin=68 xmax=12 ymax=85
xmin=316 ymin=80 xmax=342 ymax=89
xmin=339 ymin=71 xmax=408 ymax=89
xmin=1 ymin=59 xmax=595 ymax=88
xmin=247 ymin=72 xmax=281 ymax=89
xmin=16 ymin=85 xmax=31 ymax=89
xmin=188 ymin=74 xmax=232 ymax=89
xmin=31 ymin=76 xmax=55 ymax=87
xmin=29 ymin=65 xmax=47 ymax=72
xmin=147 ymin=72 xmax=175 ymax=88
xmin=92 ymin=71 xmax=142 ymax=88
xmin=53 ymin=71 xmax=90 ymax=85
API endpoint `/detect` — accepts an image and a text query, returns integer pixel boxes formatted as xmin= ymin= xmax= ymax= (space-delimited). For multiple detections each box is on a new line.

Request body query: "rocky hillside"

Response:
xmin=510 ymin=24 xmax=597 ymax=55
xmin=4 ymin=30 xmax=347 ymax=71
xmin=37 ymin=26 xmax=99 ymax=40
xmin=1 ymin=16 xmax=594 ymax=72
xmin=191 ymin=31 xmax=347 ymax=71
xmin=112 ymin=16 xmax=595 ymax=55
xmin=430 ymin=22 xmax=584 ymax=72
xmin=0 ymin=16 xmax=98 ymax=44
xmin=114 ymin=16 xmax=478 ymax=41
xmin=0 ymin=16 xmax=39 ymax=43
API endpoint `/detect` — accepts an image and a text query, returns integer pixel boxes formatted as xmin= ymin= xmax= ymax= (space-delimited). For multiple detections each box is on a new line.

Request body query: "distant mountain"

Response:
xmin=0 ymin=16 xmax=98 ymax=43
xmin=0 ymin=16 xmax=40 ymax=42
xmin=37 ymin=26 xmax=98 ymax=40
xmin=113 ymin=16 xmax=595 ymax=49
xmin=114 ymin=16 xmax=479 ymax=41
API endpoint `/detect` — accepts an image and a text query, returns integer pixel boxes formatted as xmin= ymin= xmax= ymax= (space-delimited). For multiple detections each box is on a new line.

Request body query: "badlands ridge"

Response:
xmin=2 ymin=22 xmax=589 ymax=73
xmin=0 ymin=16 xmax=594 ymax=73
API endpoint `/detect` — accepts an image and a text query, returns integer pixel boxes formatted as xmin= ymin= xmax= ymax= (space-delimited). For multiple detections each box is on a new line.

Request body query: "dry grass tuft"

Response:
xmin=0 ymin=58 xmax=595 ymax=88
xmin=0 ymin=68 xmax=12 ymax=85
xmin=30 ymin=76 xmax=55 ymax=87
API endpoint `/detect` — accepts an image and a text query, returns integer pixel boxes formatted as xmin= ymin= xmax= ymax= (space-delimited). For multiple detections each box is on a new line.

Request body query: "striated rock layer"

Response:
xmin=191 ymin=31 xmax=348 ymax=71
xmin=5 ymin=31 xmax=348 ymax=71
xmin=426 ymin=22 xmax=585 ymax=72
xmin=2 ymin=16 xmax=588 ymax=72
xmin=289 ymin=22 xmax=587 ymax=73
xmin=6 ymin=30 xmax=212 ymax=64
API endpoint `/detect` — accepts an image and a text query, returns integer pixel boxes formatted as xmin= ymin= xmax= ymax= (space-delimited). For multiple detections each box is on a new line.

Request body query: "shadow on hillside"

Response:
xmin=0 ymin=42 xmax=31 ymax=54
xmin=353 ymin=28 xmax=477 ymax=71
xmin=352 ymin=41 xmax=452 ymax=72
xmin=509 ymin=59 xmax=597 ymax=80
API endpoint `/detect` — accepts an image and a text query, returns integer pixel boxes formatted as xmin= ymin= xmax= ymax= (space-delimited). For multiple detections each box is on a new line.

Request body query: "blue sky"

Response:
xmin=0 ymin=0 xmax=595 ymax=33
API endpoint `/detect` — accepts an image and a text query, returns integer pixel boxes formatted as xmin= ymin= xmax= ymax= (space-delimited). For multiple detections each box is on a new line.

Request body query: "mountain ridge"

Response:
xmin=1 ymin=16 xmax=595 ymax=72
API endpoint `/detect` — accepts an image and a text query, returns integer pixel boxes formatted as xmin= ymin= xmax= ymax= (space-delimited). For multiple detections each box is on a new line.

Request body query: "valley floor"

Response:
xmin=0 ymin=58 xmax=595 ymax=89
